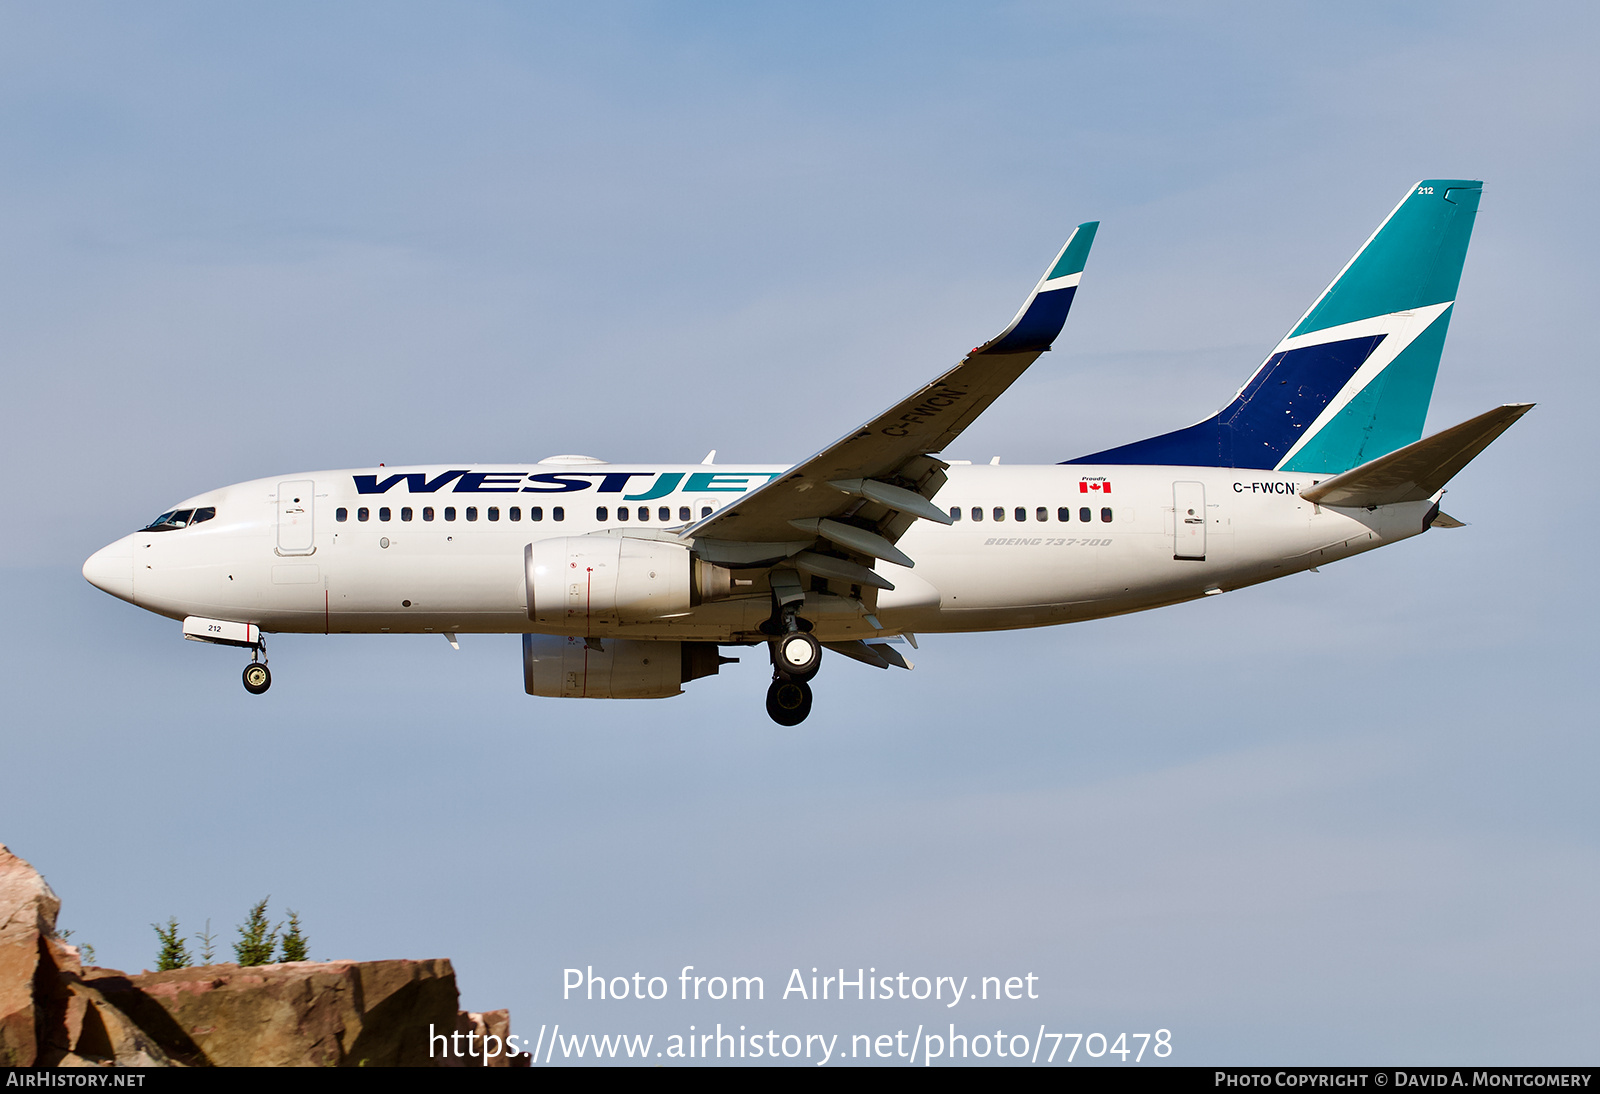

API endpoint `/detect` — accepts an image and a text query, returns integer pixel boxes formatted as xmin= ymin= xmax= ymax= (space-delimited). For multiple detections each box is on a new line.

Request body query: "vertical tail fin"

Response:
xmin=1068 ymin=181 xmax=1481 ymax=472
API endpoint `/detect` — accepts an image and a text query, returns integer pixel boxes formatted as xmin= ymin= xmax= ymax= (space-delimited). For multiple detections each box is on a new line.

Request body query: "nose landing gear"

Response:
xmin=241 ymin=641 xmax=271 ymax=695
xmin=242 ymin=662 xmax=272 ymax=694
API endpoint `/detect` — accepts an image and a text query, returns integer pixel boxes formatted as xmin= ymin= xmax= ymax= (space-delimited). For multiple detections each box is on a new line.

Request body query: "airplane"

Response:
xmin=82 ymin=179 xmax=1530 ymax=725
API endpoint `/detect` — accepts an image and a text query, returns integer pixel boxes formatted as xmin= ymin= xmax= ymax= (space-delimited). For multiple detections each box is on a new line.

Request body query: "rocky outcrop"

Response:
xmin=80 ymin=960 xmax=462 ymax=1067
xmin=452 ymin=1009 xmax=517 ymax=1069
xmin=0 ymin=844 xmax=79 ymax=1066
xmin=0 ymin=844 xmax=525 ymax=1067
xmin=41 ymin=977 xmax=174 ymax=1068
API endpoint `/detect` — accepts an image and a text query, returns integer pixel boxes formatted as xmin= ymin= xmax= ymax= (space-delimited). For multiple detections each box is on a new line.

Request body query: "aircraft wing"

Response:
xmin=683 ymin=222 xmax=1099 ymax=564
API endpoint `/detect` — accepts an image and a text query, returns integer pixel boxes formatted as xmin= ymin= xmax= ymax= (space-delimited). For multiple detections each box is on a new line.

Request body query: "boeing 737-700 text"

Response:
xmin=83 ymin=180 xmax=1529 ymax=724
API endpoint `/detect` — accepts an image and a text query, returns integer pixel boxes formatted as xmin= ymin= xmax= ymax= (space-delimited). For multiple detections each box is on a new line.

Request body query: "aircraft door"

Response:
xmin=1173 ymin=481 xmax=1206 ymax=561
xmin=277 ymin=480 xmax=316 ymax=555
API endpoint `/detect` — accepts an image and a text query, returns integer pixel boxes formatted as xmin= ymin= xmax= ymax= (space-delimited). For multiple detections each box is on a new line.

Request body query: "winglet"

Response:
xmin=973 ymin=222 xmax=1099 ymax=356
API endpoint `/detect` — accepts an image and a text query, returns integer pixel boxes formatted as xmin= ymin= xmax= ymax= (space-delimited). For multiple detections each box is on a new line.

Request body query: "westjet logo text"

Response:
xmin=353 ymin=470 xmax=782 ymax=499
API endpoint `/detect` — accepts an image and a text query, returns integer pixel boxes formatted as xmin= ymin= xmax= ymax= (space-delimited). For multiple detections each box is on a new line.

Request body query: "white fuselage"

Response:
xmin=85 ymin=462 xmax=1434 ymax=644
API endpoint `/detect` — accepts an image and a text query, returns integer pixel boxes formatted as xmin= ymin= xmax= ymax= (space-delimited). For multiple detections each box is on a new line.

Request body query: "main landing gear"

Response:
xmin=765 ymin=609 xmax=822 ymax=726
xmin=766 ymin=677 xmax=812 ymax=726
xmin=241 ymin=641 xmax=271 ymax=695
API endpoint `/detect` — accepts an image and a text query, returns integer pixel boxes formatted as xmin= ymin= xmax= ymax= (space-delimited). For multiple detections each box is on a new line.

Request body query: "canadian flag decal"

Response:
xmin=1079 ymin=477 xmax=1112 ymax=494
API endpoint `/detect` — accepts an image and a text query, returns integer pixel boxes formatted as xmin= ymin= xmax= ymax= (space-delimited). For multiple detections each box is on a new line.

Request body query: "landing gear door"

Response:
xmin=277 ymin=479 xmax=316 ymax=555
xmin=1173 ymin=481 xmax=1206 ymax=561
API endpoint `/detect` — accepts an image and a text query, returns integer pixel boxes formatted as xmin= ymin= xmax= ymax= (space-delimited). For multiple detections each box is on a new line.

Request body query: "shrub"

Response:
xmin=233 ymin=898 xmax=280 ymax=966
xmin=153 ymin=918 xmax=190 ymax=971
xmin=193 ymin=919 xmax=217 ymax=965
xmin=278 ymin=909 xmax=308 ymax=963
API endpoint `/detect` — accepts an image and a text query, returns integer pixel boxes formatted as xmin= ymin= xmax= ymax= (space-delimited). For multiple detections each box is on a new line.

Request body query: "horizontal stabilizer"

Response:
xmin=1301 ymin=403 xmax=1533 ymax=508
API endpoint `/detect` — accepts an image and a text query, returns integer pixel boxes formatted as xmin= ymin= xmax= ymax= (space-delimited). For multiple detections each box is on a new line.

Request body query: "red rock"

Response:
xmin=1 ymin=843 xmax=519 ymax=1067
xmin=84 ymin=959 xmax=461 ymax=1066
xmin=38 ymin=977 xmax=174 ymax=1067
xmin=0 ymin=844 xmax=76 ymax=1067
xmin=446 ymin=1008 xmax=529 ymax=1067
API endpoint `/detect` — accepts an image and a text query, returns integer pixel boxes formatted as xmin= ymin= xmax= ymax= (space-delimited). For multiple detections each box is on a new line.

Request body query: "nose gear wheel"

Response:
xmin=242 ymin=662 xmax=272 ymax=694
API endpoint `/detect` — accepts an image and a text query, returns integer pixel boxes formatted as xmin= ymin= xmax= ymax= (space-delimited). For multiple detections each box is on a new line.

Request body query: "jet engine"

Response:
xmin=522 ymin=634 xmax=733 ymax=699
xmin=525 ymin=535 xmax=732 ymax=632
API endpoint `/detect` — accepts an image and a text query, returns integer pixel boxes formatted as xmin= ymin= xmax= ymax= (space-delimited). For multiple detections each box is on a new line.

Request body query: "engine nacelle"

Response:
xmin=522 ymin=634 xmax=731 ymax=699
xmin=525 ymin=535 xmax=731 ymax=632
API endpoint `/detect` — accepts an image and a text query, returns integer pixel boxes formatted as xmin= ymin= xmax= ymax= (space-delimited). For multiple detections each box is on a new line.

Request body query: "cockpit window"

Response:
xmin=143 ymin=509 xmax=194 ymax=532
xmin=142 ymin=506 xmax=216 ymax=532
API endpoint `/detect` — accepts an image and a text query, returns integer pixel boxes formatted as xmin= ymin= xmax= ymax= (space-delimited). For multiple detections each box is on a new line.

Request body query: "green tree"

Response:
xmin=152 ymin=917 xmax=190 ymax=971
xmin=278 ymin=909 xmax=308 ymax=963
xmin=233 ymin=898 xmax=280 ymax=966
xmin=194 ymin=919 xmax=217 ymax=965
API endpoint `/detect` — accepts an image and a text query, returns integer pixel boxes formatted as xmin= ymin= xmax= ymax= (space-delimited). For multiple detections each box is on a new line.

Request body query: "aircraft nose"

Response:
xmin=83 ymin=537 xmax=135 ymax=604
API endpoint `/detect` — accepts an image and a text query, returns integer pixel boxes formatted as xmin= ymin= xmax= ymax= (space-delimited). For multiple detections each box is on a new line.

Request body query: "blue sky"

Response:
xmin=1 ymin=1 xmax=1595 ymax=1065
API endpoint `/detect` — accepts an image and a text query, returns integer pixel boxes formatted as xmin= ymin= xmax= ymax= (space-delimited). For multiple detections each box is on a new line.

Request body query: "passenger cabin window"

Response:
xmin=423 ymin=507 xmax=435 ymax=521
xmin=466 ymin=507 xmax=478 ymax=521
xmin=679 ymin=506 xmax=691 ymax=522
xmin=1036 ymin=507 xmax=1048 ymax=522
xmin=553 ymin=507 xmax=565 ymax=521
xmin=358 ymin=507 xmax=370 ymax=522
xmin=530 ymin=507 xmax=544 ymax=521
xmin=1015 ymin=507 xmax=1026 ymax=522
xmin=1079 ymin=507 xmax=1091 ymax=522
xmin=336 ymin=508 xmax=348 ymax=522
xmin=617 ymin=506 xmax=630 ymax=521
xmin=658 ymin=506 xmax=670 ymax=522
xmin=700 ymin=505 xmax=713 ymax=517
xmin=596 ymin=506 xmax=609 ymax=521
xmin=401 ymin=507 xmax=413 ymax=522
xmin=1058 ymin=507 xmax=1070 ymax=522
xmin=950 ymin=506 xmax=961 ymax=521
xmin=444 ymin=507 xmax=457 ymax=521
xmin=510 ymin=507 xmax=521 ymax=521
xmin=379 ymin=507 xmax=391 ymax=522
xmin=971 ymin=507 xmax=983 ymax=522
xmin=993 ymin=507 xmax=1004 ymax=522
xmin=638 ymin=507 xmax=650 ymax=522
xmin=488 ymin=507 xmax=500 ymax=522
xmin=1101 ymin=507 xmax=1113 ymax=522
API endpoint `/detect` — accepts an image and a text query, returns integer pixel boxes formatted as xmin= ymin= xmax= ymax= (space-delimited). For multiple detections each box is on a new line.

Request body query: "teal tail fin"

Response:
xmin=1068 ymin=181 xmax=1482 ymax=473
